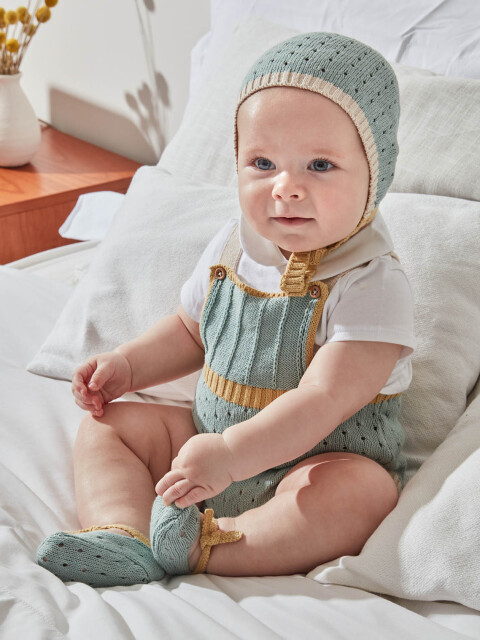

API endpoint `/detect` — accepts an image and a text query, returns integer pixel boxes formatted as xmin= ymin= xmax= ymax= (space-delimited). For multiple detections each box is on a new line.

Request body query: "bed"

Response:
xmin=2 ymin=1 xmax=480 ymax=637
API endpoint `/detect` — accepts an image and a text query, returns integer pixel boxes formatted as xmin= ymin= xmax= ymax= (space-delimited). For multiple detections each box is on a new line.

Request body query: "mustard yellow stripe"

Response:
xmin=370 ymin=392 xmax=402 ymax=404
xmin=203 ymin=362 xmax=401 ymax=411
xmin=305 ymin=280 xmax=329 ymax=366
xmin=203 ymin=362 xmax=287 ymax=410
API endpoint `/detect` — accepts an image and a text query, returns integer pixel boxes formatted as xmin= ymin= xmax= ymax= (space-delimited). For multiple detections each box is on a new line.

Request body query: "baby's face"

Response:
xmin=237 ymin=87 xmax=370 ymax=257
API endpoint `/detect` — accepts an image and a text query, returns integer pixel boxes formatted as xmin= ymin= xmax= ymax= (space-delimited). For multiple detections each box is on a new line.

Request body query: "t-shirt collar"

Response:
xmin=239 ymin=213 xmax=394 ymax=278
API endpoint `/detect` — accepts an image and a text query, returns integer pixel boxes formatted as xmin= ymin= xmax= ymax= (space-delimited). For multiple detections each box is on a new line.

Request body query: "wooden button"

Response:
xmin=309 ymin=285 xmax=321 ymax=299
xmin=215 ymin=267 xmax=226 ymax=280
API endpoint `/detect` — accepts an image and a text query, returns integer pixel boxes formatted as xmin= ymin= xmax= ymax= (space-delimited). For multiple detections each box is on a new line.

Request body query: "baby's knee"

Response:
xmin=75 ymin=402 xmax=126 ymax=446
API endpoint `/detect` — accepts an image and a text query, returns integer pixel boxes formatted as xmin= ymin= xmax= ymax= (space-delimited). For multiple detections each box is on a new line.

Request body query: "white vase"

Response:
xmin=0 ymin=73 xmax=41 ymax=167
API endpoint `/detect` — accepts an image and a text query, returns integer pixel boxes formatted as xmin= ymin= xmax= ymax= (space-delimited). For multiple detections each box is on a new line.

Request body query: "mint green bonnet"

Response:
xmin=234 ymin=32 xmax=401 ymax=230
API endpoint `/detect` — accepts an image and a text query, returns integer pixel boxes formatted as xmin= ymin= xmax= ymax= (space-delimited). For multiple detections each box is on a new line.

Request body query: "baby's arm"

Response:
xmin=114 ymin=305 xmax=204 ymax=392
xmin=223 ymin=340 xmax=402 ymax=481
xmin=72 ymin=305 xmax=204 ymax=414
xmin=158 ymin=340 xmax=402 ymax=507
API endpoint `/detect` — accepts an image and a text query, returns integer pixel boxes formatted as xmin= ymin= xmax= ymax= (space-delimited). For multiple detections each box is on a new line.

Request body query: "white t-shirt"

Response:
xmin=181 ymin=218 xmax=416 ymax=395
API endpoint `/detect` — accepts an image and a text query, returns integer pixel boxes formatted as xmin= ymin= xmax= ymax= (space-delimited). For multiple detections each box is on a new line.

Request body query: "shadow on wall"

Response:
xmin=49 ymin=88 xmax=160 ymax=165
xmin=49 ymin=0 xmax=171 ymax=164
xmin=126 ymin=0 xmax=170 ymax=161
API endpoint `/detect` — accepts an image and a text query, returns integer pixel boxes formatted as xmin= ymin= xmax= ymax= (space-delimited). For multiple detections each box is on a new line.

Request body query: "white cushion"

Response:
xmin=309 ymin=192 xmax=480 ymax=611
xmin=390 ymin=72 xmax=480 ymax=200
xmin=160 ymin=17 xmax=480 ymax=202
xmin=381 ymin=193 xmax=480 ymax=479
xmin=27 ymin=168 xmax=241 ymax=402
xmin=198 ymin=0 xmax=480 ymax=95
xmin=310 ymin=387 xmax=480 ymax=611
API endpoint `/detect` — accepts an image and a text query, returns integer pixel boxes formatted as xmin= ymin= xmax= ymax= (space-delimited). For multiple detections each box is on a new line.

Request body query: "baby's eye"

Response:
xmin=310 ymin=159 xmax=334 ymax=172
xmin=253 ymin=157 xmax=275 ymax=170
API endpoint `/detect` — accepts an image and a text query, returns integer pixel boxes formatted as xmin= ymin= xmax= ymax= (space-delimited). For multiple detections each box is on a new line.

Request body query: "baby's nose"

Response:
xmin=272 ymin=173 xmax=305 ymax=200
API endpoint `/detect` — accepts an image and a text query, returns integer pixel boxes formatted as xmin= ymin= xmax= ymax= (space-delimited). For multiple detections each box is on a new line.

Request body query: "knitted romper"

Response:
xmin=192 ymin=226 xmax=407 ymax=519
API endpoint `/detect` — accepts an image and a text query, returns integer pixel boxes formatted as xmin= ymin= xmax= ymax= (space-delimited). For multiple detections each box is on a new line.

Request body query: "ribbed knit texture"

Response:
xmin=200 ymin=273 xmax=320 ymax=390
xmin=235 ymin=32 xmax=400 ymax=214
xmin=193 ymin=237 xmax=407 ymax=519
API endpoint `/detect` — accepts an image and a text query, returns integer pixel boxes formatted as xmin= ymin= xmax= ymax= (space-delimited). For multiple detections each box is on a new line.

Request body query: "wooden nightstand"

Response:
xmin=0 ymin=123 xmax=142 ymax=264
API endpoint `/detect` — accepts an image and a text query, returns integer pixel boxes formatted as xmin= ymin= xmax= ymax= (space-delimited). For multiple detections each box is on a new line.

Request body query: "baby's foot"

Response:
xmin=150 ymin=498 xmax=202 ymax=575
xmin=37 ymin=528 xmax=165 ymax=587
xmin=150 ymin=497 xmax=243 ymax=575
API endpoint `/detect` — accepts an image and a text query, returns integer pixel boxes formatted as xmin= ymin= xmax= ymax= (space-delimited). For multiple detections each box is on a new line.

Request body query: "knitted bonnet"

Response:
xmin=234 ymin=32 xmax=401 ymax=295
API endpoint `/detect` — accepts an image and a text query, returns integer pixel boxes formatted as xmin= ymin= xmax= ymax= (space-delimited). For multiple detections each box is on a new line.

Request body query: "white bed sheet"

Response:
xmin=1 ymin=245 xmax=480 ymax=639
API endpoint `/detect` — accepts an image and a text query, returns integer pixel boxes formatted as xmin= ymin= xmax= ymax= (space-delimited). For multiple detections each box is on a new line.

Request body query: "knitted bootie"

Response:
xmin=37 ymin=525 xmax=165 ymax=587
xmin=150 ymin=497 xmax=243 ymax=575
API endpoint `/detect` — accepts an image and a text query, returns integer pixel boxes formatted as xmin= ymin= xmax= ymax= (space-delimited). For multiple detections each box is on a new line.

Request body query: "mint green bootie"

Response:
xmin=37 ymin=524 xmax=165 ymax=587
xmin=150 ymin=497 xmax=243 ymax=575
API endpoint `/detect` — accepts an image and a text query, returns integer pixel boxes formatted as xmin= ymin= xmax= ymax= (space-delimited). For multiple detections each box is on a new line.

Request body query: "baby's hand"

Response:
xmin=71 ymin=351 xmax=133 ymax=417
xmin=156 ymin=433 xmax=234 ymax=508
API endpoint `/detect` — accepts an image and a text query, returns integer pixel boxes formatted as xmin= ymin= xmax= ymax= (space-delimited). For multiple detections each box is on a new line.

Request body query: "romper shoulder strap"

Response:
xmin=219 ymin=223 xmax=243 ymax=272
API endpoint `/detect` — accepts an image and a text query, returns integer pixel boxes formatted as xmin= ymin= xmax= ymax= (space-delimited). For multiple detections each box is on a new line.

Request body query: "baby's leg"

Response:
xmin=189 ymin=452 xmax=398 ymax=576
xmin=37 ymin=401 xmax=197 ymax=586
xmin=74 ymin=401 xmax=198 ymax=539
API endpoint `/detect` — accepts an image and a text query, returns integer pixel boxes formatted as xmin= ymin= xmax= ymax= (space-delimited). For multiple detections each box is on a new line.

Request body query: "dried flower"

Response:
xmin=6 ymin=37 xmax=19 ymax=52
xmin=23 ymin=22 xmax=36 ymax=36
xmin=6 ymin=9 xmax=18 ymax=23
xmin=35 ymin=6 xmax=50 ymax=23
xmin=16 ymin=6 xmax=29 ymax=22
xmin=0 ymin=1 xmax=60 ymax=74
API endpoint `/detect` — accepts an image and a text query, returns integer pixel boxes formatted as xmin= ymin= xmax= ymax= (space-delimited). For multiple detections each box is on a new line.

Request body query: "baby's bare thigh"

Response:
xmin=89 ymin=401 xmax=197 ymax=466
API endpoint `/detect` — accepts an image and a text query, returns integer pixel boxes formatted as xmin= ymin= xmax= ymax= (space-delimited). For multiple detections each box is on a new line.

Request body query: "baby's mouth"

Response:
xmin=273 ymin=217 xmax=312 ymax=226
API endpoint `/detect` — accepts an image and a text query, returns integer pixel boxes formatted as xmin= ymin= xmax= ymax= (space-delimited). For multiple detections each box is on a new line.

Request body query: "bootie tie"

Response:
xmin=37 ymin=524 xmax=165 ymax=587
xmin=150 ymin=497 xmax=243 ymax=575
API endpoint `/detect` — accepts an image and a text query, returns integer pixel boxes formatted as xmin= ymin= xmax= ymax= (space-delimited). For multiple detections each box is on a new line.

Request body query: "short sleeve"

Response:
xmin=180 ymin=218 xmax=239 ymax=322
xmin=318 ymin=255 xmax=416 ymax=358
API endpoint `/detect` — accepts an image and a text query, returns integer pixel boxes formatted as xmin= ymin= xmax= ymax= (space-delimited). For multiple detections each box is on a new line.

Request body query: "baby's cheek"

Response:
xmin=239 ymin=184 xmax=264 ymax=216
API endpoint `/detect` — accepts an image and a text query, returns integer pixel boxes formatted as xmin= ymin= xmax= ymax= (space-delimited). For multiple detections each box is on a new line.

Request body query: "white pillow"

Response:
xmin=310 ymin=387 xmax=480 ymax=612
xmin=27 ymin=167 xmax=241 ymax=402
xmin=390 ymin=72 xmax=480 ymax=201
xmin=160 ymin=17 xmax=480 ymax=203
xmin=380 ymin=193 xmax=480 ymax=480
xmin=192 ymin=0 xmax=480 ymax=102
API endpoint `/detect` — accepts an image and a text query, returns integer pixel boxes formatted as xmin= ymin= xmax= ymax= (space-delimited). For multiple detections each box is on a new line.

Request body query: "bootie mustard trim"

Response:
xmin=193 ymin=509 xmax=243 ymax=574
xmin=68 ymin=524 xmax=151 ymax=548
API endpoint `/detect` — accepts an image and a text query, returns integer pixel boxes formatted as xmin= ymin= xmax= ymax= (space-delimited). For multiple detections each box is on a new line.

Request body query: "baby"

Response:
xmin=37 ymin=32 xmax=415 ymax=586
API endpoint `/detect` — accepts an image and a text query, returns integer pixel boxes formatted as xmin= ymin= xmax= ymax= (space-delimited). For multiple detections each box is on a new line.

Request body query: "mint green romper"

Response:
xmin=192 ymin=226 xmax=406 ymax=519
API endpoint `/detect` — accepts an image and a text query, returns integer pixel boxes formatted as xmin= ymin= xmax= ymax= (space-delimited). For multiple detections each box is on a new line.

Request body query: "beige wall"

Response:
xmin=20 ymin=0 xmax=210 ymax=164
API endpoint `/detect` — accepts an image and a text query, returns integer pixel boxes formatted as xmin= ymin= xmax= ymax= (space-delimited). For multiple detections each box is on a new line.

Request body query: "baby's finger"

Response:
xmin=73 ymin=362 xmax=94 ymax=387
xmin=72 ymin=382 xmax=96 ymax=405
xmin=74 ymin=396 xmax=100 ymax=414
xmin=88 ymin=363 xmax=112 ymax=392
xmin=72 ymin=382 xmax=88 ymax=401
xmin=174 ymin=486 xmax=207 ymax=509
xmin=155 ymin=469 xmax=186 ymax=497
xmin=74 ymin=391 xmax=104 ymax=416
xmin=161 ymin=478 xmax=192 ymax=506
